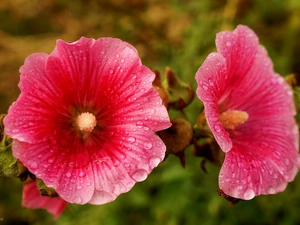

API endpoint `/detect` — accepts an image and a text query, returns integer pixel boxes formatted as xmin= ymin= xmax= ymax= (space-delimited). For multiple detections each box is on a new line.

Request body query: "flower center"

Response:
xmin=219 ymin=109 xmax=249 ymax=130
xmin=76 ymin=112 xmax=97 ymax=132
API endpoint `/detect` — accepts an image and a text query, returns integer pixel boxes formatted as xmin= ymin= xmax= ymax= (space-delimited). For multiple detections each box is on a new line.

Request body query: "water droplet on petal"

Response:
xmin=79 ymin=171 xmax=86 ymax=177
xmin=127 ymin=137 xmax=136 ymax=143
xmin=243 ymin=188 xmax=255 ymax=200
xmin=73 ymin=196 xmax=83 ymax=204
xmin=238 ymin=162 xmax=244 ymax=168
xmin=113 ymin=160 xmax=120 ymax=167
xmin=202 ymin=84 xmax=208 ymax=90
xmin=144 ymin=142 xmax=152 ymax=150
xmin=42 ymin=164 xmax=48 ymax=168
xmin=208 ymin=78 xmax=214 ymax=86
xmin=77 ymin=185 xmax=83 ymax=190
xmin=66 ymin=172 xmax=71 ymax=178
xmin=28 ymin=160 xmax=38 ymax=170
xmin=214 ymin=124 xmax=221 ymax=133
xmin=121 ymin=58 xmax=125 ymax=63
xmin=90 ymin=190 xmax=114 ymax=204
xmin=136 ymin=121 xmax=143 ymax=128
xmin=225 ymin=41 xmax=231 ymax=46
xmin=12 ymin=129 xmax=19 ymax=133
xmin=237 ymin=185 xmax=243 ymax=190
xmin=267 ymin=187 xmax=276 ymax=194
xmin=131 ymin=169 xmax=148 ymax=182
xmin=109 ymin=69 xmax=114 ymax=74
xmin=149 ymin=157 xmax=161 ymax=169
xmin=284 ymin=158 xmax=289 ymax=166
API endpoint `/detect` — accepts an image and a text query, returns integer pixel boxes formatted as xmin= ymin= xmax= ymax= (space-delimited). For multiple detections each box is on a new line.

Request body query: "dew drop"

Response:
xmin=202 ymin=84 xmax=208 ymax=90
xmin=77 ymin=185 xmax=83 ymax=190
xmin=136 ymin=121 xmax=144 ymax=128
xmin=86 ymin=182 xmax=91 ymax=186
xmin=79 ymin=171 xmax=86 ymax=177
xmin=287 ymin=90 xmax=293 ymax=96
xmin=149 ymin=157 xmax=161 ymax=169
xmin=109 ymin=69 xmax=114 ymax=74
xmin=113 ymin=160 xmax=120 ymax=167
xmin=73 ymin=196 xmax=83 ymax=204
xmin=243 ymin=188 xmax=255 ymax=200
xmin=12 ymin=129 xmax=19 ymax=133
xmin=144 ymin=142 xmax=153 ymax=150
xmin=238 ymin=162 xmax=244 ymax=168
xmin=127 ymin=137 xmax=136 ymax=143
xmin=121 ymin=58 xmax=125 ymax=63
xmin=42 ymin=164 xmax=48 ymax=168
xmin=124 ymin=163 xmax=130 ymax=168
xmin=225 ymin=41 xmax=231 ymax=46
xmin=131 ymin=169 xmax=148 ymax=182
xmin=267 ymin=187 xmax=276 ymax=194
xmin=214 ymin=124 xmax=221 ymax=133
xmin=48 ymin=159 xmax=54 ymax=163
xmin=66 ymin=172 xmax=71 ymax=178
xmin=284 ymin=158 xmax=289 ymax=166
xmin=90 ymin=191 xmax=114 ymax=204
xmin=28 ymin=160 xmax=38 ymax=170
xmin=208 ymin=78 xmax=214 ymax=86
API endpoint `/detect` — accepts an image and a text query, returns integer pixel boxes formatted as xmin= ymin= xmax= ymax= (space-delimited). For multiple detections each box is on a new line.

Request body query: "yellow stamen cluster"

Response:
xmin=76 ymin=112 xmax=97 ymax=132
xmin=219 ymin=110 xmax=249 ymax=130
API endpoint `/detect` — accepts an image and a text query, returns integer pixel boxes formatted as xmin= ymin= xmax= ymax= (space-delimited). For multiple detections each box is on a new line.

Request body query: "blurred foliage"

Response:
xmin=1 ymin=0 xmax=300 ymax=224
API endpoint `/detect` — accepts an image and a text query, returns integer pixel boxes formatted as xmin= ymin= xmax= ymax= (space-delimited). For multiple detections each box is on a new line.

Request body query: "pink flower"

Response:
xmin=22 ymin=182 xmax=67 ymax=219
xmin=4 ymin=37 xmax=171 ymax=204
xmin=195 ymin=25 xmax=300 ymax=200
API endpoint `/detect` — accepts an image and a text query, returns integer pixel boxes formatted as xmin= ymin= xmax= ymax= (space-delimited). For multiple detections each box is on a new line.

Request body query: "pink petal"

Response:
xmin=22 ymin=182 xmax=67 ymax=219
xmin=195 ymin=52 xmax=232 ymax=152
xmin=4 ymin=37 xmax=171 ymax=204
xmin=196 ymin=25 xmax=300 ymax=199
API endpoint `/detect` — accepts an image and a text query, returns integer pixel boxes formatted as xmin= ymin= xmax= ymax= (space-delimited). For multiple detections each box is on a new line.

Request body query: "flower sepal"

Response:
xmin=36 ymin=178 xmax=59 ymax=198
xmin=217 ymin=188 xmax=243 ymax=206
xmin=158 ymin=118 xmax=193 ymax=167
xmin=0 ymin=114 xmax=19 ymax=177
xmin=163 ymin=67 xmax=194 ymax=110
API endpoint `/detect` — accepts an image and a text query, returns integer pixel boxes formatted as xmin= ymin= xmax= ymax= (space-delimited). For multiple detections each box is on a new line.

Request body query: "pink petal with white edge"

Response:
xmin=196 ymin=25 xmax=300 ymax=200
xmin=22 ymin=182 xmax=67 ymax=219
xmin=4 ymin=37 xmax=171 ymax=204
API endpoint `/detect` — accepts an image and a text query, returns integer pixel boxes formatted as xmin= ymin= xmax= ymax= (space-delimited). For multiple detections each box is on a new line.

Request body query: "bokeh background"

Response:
xmin=1 ymin=0 xmax=300 ymax=224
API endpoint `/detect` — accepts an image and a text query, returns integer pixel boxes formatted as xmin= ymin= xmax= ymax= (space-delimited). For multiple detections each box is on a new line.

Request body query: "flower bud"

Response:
xmin=164 ymin=67 xmax=194 ymax=110
xmin=158 ymin=118 xmax=193 ymax=167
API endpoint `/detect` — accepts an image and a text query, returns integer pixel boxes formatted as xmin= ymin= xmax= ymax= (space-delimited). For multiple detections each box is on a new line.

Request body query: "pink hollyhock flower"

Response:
xmin=22 ymin=182 xmax=67 ymax=219
xmin=4 ymin=37 xmax=171 ymax=204
xmin=196 ymin=25 xmax=300 ymax=200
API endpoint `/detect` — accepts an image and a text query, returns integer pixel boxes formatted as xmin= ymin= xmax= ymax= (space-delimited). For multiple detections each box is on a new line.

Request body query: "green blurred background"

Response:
xmin=1 ymin=0 xmax=300 ymax=224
